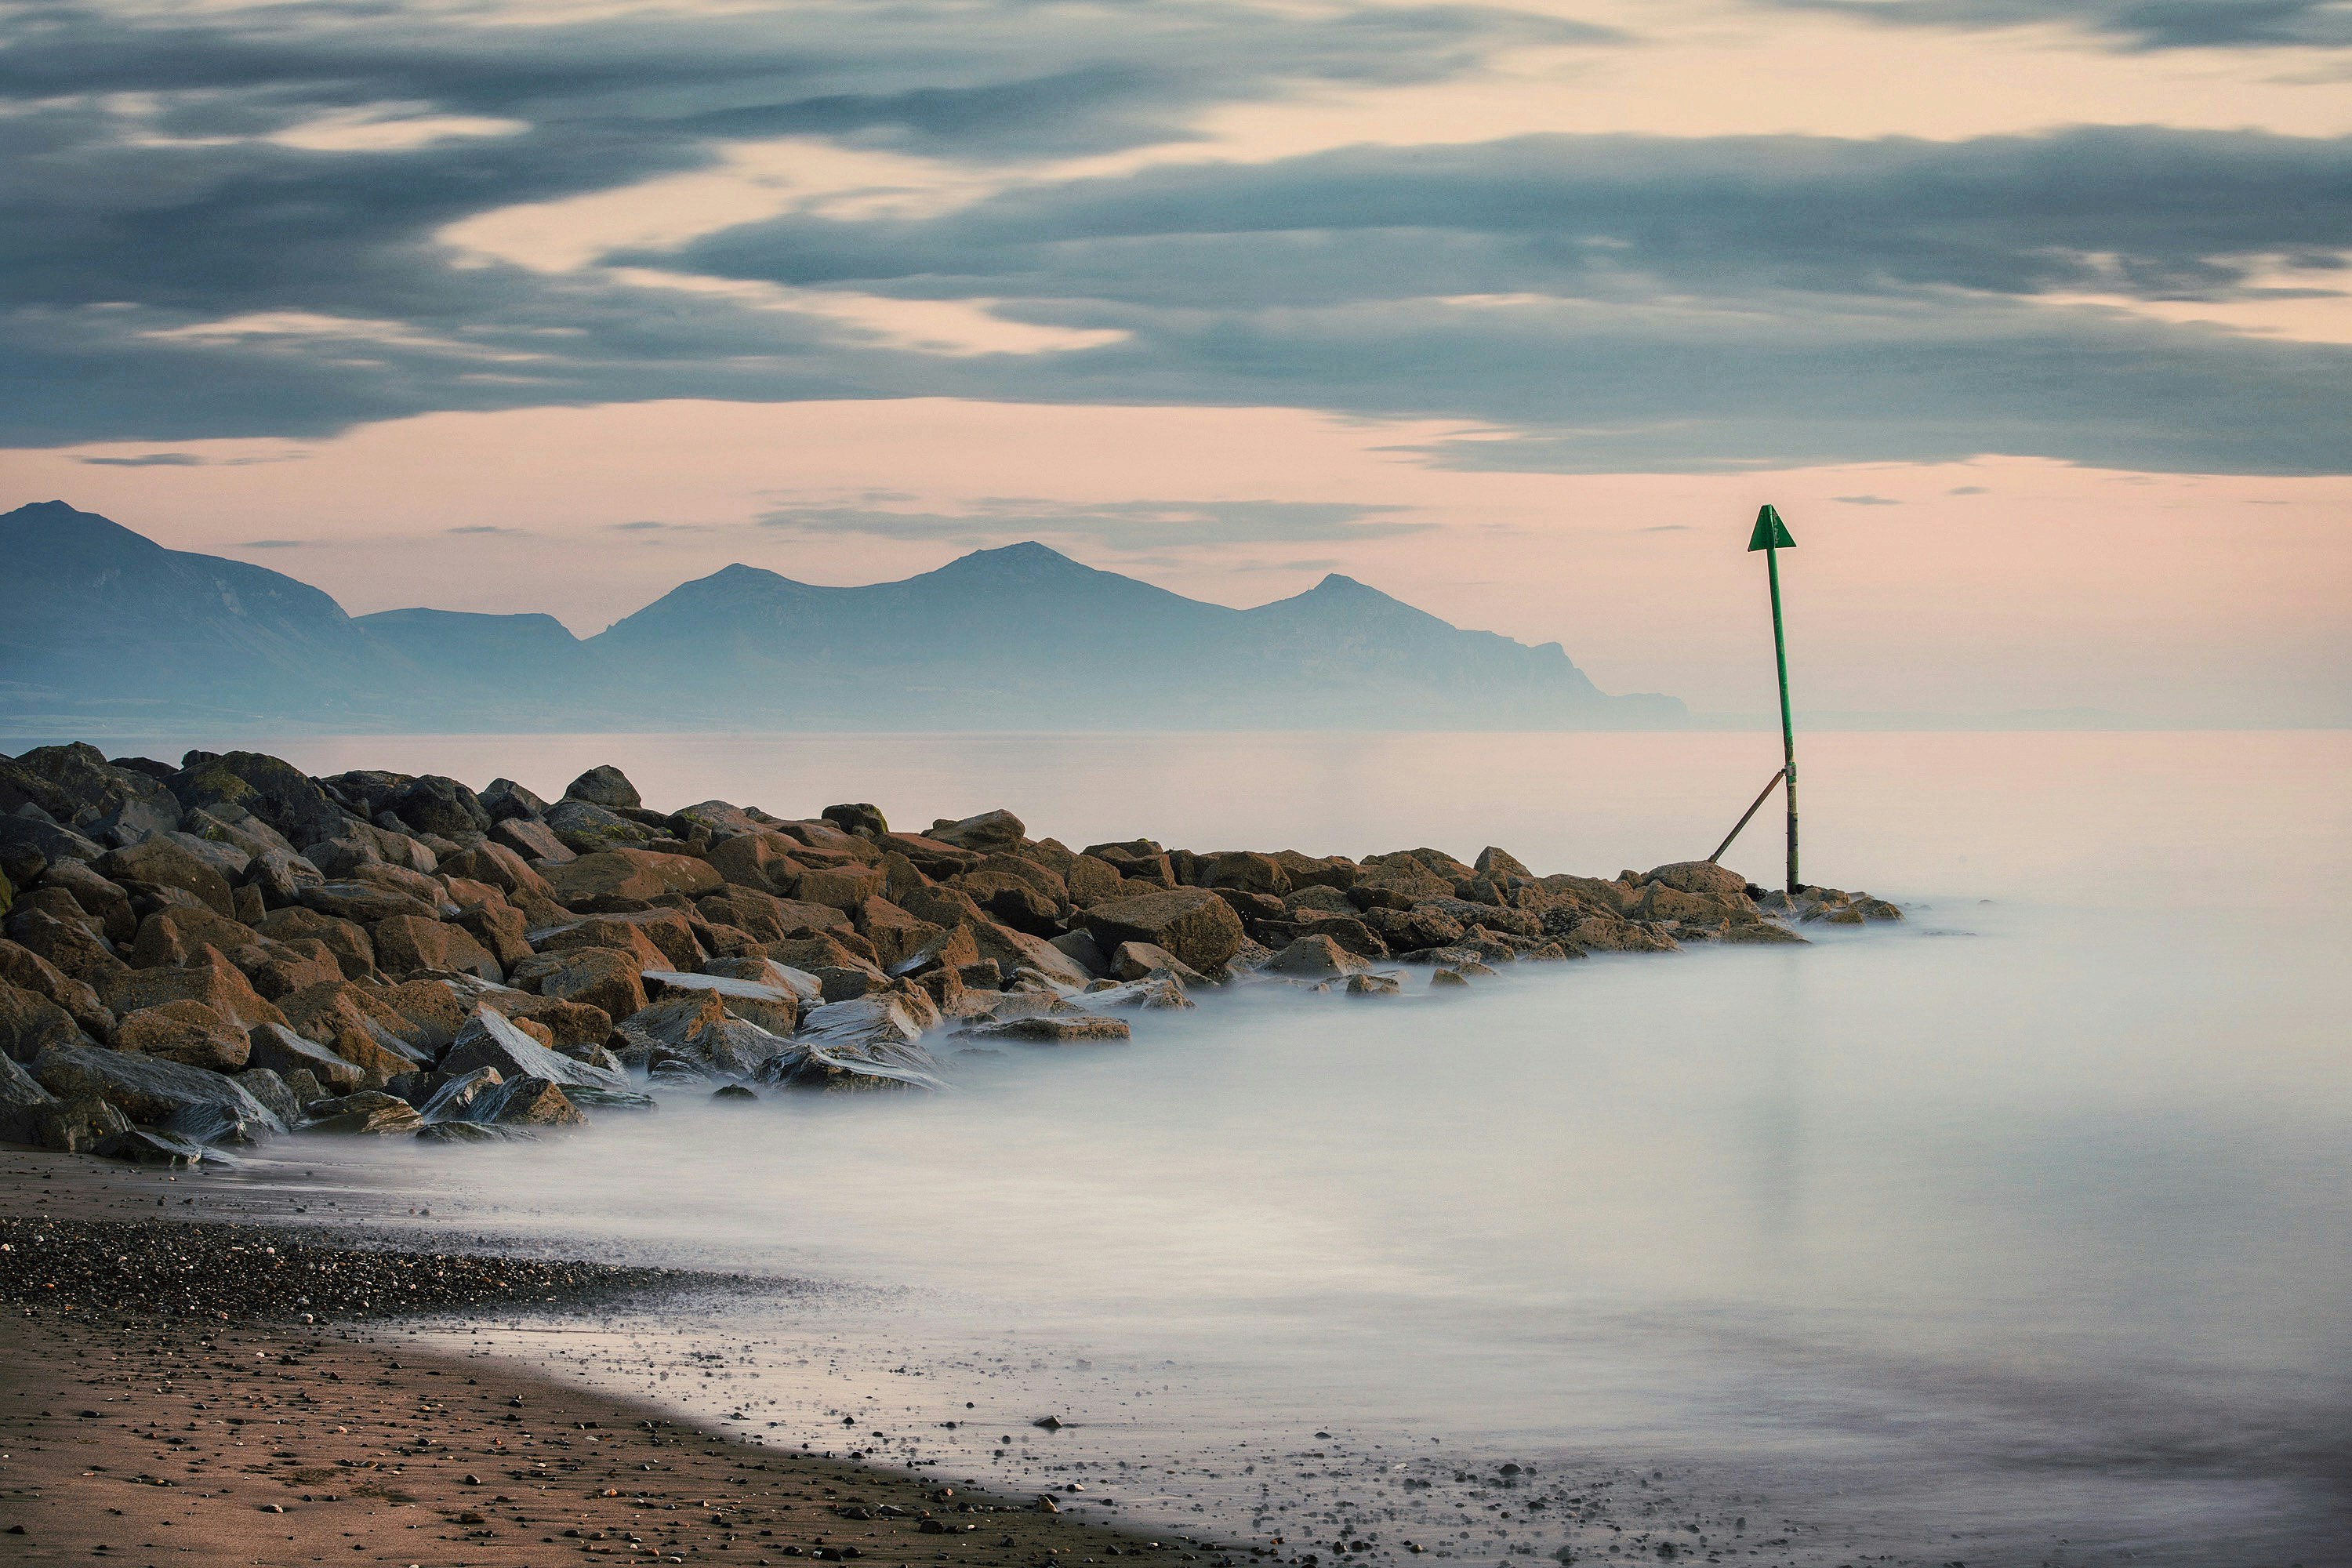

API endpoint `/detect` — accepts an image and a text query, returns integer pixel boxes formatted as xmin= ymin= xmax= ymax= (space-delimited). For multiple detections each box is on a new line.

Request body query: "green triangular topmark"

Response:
xmin=1747 ymin=503 xmax=1795 ymax=551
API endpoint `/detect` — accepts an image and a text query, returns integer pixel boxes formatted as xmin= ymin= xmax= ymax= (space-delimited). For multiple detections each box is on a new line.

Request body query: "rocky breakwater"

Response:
xmin=0 ymin=742 xmax=1901 ymax=1167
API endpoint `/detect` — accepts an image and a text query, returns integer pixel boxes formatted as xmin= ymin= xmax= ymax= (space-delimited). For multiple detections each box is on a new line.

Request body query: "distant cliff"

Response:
xmin=0 ymin=501 xmax=1685 ymax=732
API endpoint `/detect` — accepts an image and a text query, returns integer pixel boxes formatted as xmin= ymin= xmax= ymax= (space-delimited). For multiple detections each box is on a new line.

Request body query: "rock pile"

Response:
xmin=0 ymin=742 xmax=1899 ymax=1166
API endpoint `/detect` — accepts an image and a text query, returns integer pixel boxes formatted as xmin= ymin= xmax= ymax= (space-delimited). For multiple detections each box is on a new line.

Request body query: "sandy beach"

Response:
xmin=0 ymin=1152 xmax=1239 ymax=1568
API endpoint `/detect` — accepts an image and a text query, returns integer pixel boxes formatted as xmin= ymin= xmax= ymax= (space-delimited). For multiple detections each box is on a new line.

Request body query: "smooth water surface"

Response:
xmin=68 ymin=730 xmax=2347 ymax=1566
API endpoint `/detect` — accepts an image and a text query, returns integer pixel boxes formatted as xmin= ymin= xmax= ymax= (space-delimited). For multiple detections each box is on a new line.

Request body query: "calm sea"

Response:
xmin=41 ymin=730 xmax=2350 ymax=1566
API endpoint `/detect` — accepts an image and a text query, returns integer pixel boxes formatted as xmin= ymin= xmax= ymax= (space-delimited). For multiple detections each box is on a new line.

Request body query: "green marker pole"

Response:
xmin=1747 ymin=504 xmax=1799 ymax=894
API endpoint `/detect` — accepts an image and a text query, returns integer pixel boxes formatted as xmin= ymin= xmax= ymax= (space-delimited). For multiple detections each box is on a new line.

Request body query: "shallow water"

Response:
xmin=78 ymin=730 xmax=2350 ymax=1566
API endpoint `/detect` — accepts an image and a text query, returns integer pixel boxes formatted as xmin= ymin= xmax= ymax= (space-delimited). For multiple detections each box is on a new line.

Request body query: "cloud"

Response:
xmin=1762 ymin=1 xmax=2352 ymax=51
xmin=1950 ymin=484 xmax=1991 ymax=494
xmin=758 ymin=497 xmax=1429 ymax=550
xmin=77 ymin=452 xmax=205 ymax=466
xmin=445 ymin=524 xmax=529 ymax=535
xmin=235 ymin=538 xmax=309 ymax=549
xmin=1832 ymin=494 xmax=1902 ymax=505
xmin=0 ymin=2 xmax=2347 ymax=475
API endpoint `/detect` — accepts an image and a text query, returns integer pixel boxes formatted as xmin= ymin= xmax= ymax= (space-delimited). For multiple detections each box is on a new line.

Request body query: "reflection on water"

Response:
xmin=120 ymin=730 xmax=2350 ymax=1565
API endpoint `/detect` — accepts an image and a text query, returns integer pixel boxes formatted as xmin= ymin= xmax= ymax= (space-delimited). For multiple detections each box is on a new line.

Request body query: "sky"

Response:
xmin=1 ymin=0 xmax=2348 ymax=724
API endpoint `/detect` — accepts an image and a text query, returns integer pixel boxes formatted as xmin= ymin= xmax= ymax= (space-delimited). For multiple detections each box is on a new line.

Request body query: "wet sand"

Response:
xmin=0 ymin=1154 xmax=1243 ymax=1568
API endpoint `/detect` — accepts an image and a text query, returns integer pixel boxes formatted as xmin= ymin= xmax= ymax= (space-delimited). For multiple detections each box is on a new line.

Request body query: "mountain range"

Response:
xmin=0 ymin=500 xmax=1684 ymax=733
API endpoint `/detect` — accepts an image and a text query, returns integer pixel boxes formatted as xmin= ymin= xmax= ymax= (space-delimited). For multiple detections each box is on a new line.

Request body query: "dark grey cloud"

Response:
xmin=76 ymin=452 xmax=205 ymax=466
xmin=1833 ymin=494 xmax=1901 ymax=504
xmin=1761 ymin=1 xmax=2352 ymax=51
xmin=758 ymin=498 xmax=1426 ymax=549
xmin=445 ymin=523 xmax=528 ymax=535
xmin=0 ymin=2 xmax=2347 ymax=476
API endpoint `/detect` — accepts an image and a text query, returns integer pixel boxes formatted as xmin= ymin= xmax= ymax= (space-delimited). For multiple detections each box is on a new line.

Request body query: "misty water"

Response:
xmin=71 ymin=730 xmax=2348 ymax=1566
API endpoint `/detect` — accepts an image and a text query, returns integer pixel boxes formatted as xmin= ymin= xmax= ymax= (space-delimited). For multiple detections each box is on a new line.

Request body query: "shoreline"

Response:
xmin=0 ymin=1153 xmax=1247 ymax=1568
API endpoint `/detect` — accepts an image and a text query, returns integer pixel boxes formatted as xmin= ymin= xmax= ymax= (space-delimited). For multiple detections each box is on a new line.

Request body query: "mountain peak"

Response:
xmin=929 ymin=540 xmax=1093 ymax=579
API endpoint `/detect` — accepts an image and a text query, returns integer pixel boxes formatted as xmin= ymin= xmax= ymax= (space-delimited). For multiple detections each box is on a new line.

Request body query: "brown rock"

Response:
xmin=1261 ymin=934 xmax=1365 ymax=978
xmin=252 ymin=906 xmax=375 ymax=978
xmin=878 ymin=832 xmax=983 ymax=878
xmin=95 ymin=837 xmax=235 ymax=917
xmin=0 ymin=938 xmax=114 ymax=1040
xmin=35 ymin=859 xmax=137 ymax=942
xmin=5 ymin=908 xmax=131 ymax=992
xmin=927 ymin=808 xmax=1026 ymax=854
xmin=0 ymin=981 xmax=86 ymax=1062
xmin=1202 ymin=851 xmax=1290 ymax=898
xmin=104 ymin=949 xmax=285 ymax=1031
xmin=1065 ymin=855 xmax=1124 ymax=907
xmin=511 ymin=947 xmax=648 ymax=1021
xmin=534 ymin=910 xmax=698 ymax=971
xmin=706 ymin=830 xmax=806 ymax=896
xmin=127 ymin=906 xmax=254 ymax=970
xmin=301 ymin=1090 xmax=423 ymax=1134
xmin=490 ymin=815 xmax=574 ymax=864
xmin=1081 ymin=888 xmax=1245 ymax=975
xmin=370 ymin=914 xmax=503 ymax=981
xmin=543 ymin=848 xmax=721 ymax=911
xmin=379 ymin=979 xmax=473 ymax=1051
xmin=855 ymin=897 xmax=942 ymax=972
xmin=1108 ymin=941 xmax=1210 ymax=986
xmin=299 ymin=879 xmax=439 ymax=925
xmin=437 ymin=842 xmax=556 ymax=901
xmin=238 ymin=937 xmax=345 ymax=1000
xmin=971 ymin=922 xmax=1094 ymax=991
xmin=793 ymin=862 xmax=887 ymax=914
xmin=1082 ymin=840 xmax=1174 ymax=888
xmin=483 ymin=993 xmax=613 ymax=1051
xmin=245 ymin=1021 xmax=365 ymax=1092
xmin=114 ymin=1000 xmax=251 ymax=1071
xmin=1642 ymin=860 xmax=1749 ymax=899
xmin=898 ymin=883 xmax=988 ymax=931
xmin=456 ymin=900 xmax=533 ymax=970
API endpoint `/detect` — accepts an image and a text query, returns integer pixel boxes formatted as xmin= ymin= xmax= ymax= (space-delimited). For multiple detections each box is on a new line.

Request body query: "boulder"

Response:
xmin=879 ymin=833 xmax=983 ymax=878
xmin=31 ymin=1042 xmax=284 ymax=1145
xmin=172 ymin=752 xmax=355 ymax=848
xmin=128 ymin=906 xmax=256 ymax=969
xmin=1082 ymin=889 xmax=1244 ymax=975
xmin=706 ymin=829 xmax=804 ymax=895
xmin=640 ymin=969 xmax=801 ymax=1035
xmin=1047 ymin=928 xmax=1111 ymax=978
xmin=477 ymin=1076 xmax=585 ymax=1127
xmin=1356 ymin=905 xmax=1467 ymax=952
xmin=756 ymin=993 xmax=946 ymax=1093
xmin=0 ymin=938 xmax=114 ymax=1039
xmin=10 ymin=742 xmax=182 ymax=841
xmin=96 ymin=836 xmax=234 ymax=916
xmin=300 ymin=1091 xmax=423 ymax=1135
xmin=793 ymin=863 xmax=887 ymax=915
xmin=38 ymin=859 xmax=137 ymax=942
xmin=1639 ymin=859 xmax=1745 ymax=898
xmin=299 ymin=879 xmax=439 ymax=925
xmin=492 ymin=815 xmax=575 ymax=863
xmin=898 ymin=883 xmax=988 ymax=931
xmin=822 ymin=802 xmax=887 ymax=837
xmin=439 ymin=1006 xmax=633 ymax=1097
xmin=512 ymin=947 xmax=649 ymax=1020
xmin=244 ymin=848 xmax=325 ymax=909
xmin=277 ymin=981 xmax=434 ymax=1081
xmin=438 ymin=842 xmax=555 ymax=900
xmin=1108 ymin=941 xmax=1209 ymax=986
xmin=1081 ymin=841 xmax=1173 ymax=887
xmin=481 ymin=993 xmax=612 ymax=1051
xmin=369 ymin=914 xmax=502 ymax=981
xmin=544 ymin=848 xmax=722 ymax=910
xmin=971 ymin=922 xmax=1094 ymax=991
xmin=1202 ymin=851 xmax=1290 ymax=898
xmin=543 ymin=797 xmax=657 ymax=855
xmin=478 ymin=777 xmax=548 ymax=822
xmin=234 ymin=1067 xmax=300 ymax=1126
xmin=0 ymin=812 xmax=106 ymax=882
xmin=245 ymin=1021 xmax=365 ymax=1093
xmin=927 ymin=808 xmax=1025 ymax=854
xmin=455 ymin=900 xmax=533 ymax=971
xmin=1261 ymin=934 xmax=1366 ymax=978
xmin=0 ymin=982 xmax=86 ymax=1063
xmin=104 ymin=949 xmax=285 ymax=1031
xmin=419 ymin=1065 xmax=506 ymax=1121
xmin=1063 ymin=855 xmax=1124 ymax=907
xmin=563 ymin=764 xmax=642 ymax=811
xmin=1345 ymin=971 xmax=1403 ymax=996
xmin=161 ymin=828 xmax=251 ymax=884
xmin=0 ymin=1047 xmax=61 ymax=1145
xmin=252 ymin=906 xmax=373 ymax=978
xmin=390 ymin=775 xmax=491 ymax=838
xmin=956 ymin=1014 xmax=1131 ymax=1044
xmin=115 ymin=1000 xmax=252 ymax=1071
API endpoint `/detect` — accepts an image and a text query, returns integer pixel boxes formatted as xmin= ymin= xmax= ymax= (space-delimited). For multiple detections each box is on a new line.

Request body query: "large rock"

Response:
xmin=10 ymin=742 xmax=182 ymax=842
xmin=478 ymin=777 xmax=548 ymax=822
xmin=389 ymin=775 xmax=491 ymax=838
xmin=438 ymin=1007 xmax=633 ymax=1098
xmin=115 ymin=1000 xmax=252 ymax=1071
xmin=543 ymin=797 xmax=657 ymax=854
xmin=971 ymin=922 xmax=1093 ymax=991
xmin=252 ymin=906 xmax=373 ymax=978
xmin=300 ymin=1090 xmax=423 ymax=1135
xmin=640 ymin=969 xmax=801 ymax=1035
xmin=0 ymin=1047 xmax=60 ymax=1145
xmin=1261 ymin=934 xmax=1366 ymax=978
xmin=1108 ymin=941 xmax=1208 ymax=985
xmin=535 ymin=909 xmax=699 ymax=968
xmin=792 ymin=862 xmax=886 ymax=914
xmin=757 ymin=993 xmax=946 ymax=1092
xmin=171 ymin=751 xmax=355 ymax=848
xmin=38 ymin=859 xmax=136 ymax=942
xmin=0 ymin=982 xmax=86 ymax=1063
xmin=371 ymin=914 xmax=502 ymax=981
xmin=104 ymin=950 xmax=285 ymax=1031
xmin=299 ymin=878 xmax=439 ymax=925
xmin=438 ymin=842 xmax=554 ymax=901
xmin=127 ymin=906 xmax=255 ymax=969
xmin=956 ymin=1014 xmax=1131 ymax=1045
xmin=1201 ymin=851 xmax=1290 ymax=898
xmin=0 ymin=937 xmax=114 ymax=1038
xmin=31 ymin=1042 xmax=284 ymax=1145
xmin=245 ymin=1021 xmax=365 ymax=1092
xmin=927 ymin=809 xmax=1025 ymax=854
xmin=1082 ymin=888 xmax=1244 ymax=975
xmin=96 ymin=836 xmax=234 ymax=916
xmin=563 ymin=764 xmax=642 ymax=811
xmin=512 ymin=946 xmax=648 ymax=1021
xmin=543 ymin=848 xmax=721 ymax=911
xmin=820 ymin=802 xmax=887 ymax=837
xmin=1642 ymin=861 xmax=1751 ymax=900
xmin=0 ymin=812 xmax=107 ymax=880
xmin=705 ymin=830 xmax=805 ymax=895
xmin=491 ymin=815 xmax=575 ymax=863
